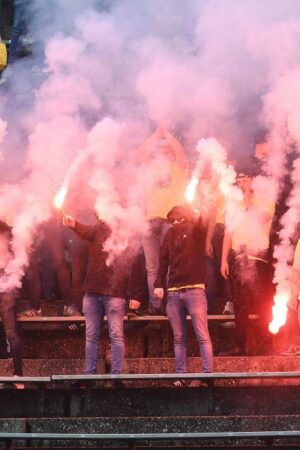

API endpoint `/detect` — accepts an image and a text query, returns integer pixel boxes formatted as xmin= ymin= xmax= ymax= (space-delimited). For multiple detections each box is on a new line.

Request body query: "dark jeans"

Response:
xmin=205 ymin=223 xmax=231 ymax=313
xmin=229 ymin=253 xmax=274 ymax=353
xmin=0 ymin=292 xmax=23 ymax=375
xmin=142 ymin=218 xmax=170 ymax=308
xmin=25 ymin=247 xmax=42 ymax=310
xmin=9 ymin=0 xmax=27 ymax=63
xmin=71 ymin=236 xmax=88 ymax=311
xmin=40 ymin=240 xmax=72 ymax=305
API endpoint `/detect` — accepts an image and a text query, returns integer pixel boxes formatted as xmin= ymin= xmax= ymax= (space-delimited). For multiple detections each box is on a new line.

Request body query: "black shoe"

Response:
xmin=218 ymin=347 xmax=245 ymax=356
xmin=111 ymin=380 xmax=125 ymax=388
xmin=141 ymin=305 xmax=161 ymax=315
xmin=127 ymin=309 xmax=139 ymax=318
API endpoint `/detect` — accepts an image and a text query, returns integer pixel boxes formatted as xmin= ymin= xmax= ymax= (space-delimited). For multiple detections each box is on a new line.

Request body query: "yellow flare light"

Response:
xmin=54 ymin=185 xmax=68 ymax=210
xmin=268 ymin=291 xmax=290 ymax=335
xmin=185 ymin=176 xmax=198 ymax=203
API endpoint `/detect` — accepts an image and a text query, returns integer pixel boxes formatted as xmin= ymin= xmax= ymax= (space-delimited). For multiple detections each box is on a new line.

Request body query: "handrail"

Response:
xmin=0 ymin=376 xmax=50 ymax=383
xmin=0 ymin=430 xmax=299 ymax=440
xmin=51 ymin=371 xmax=300 ymax=382
xmin=10 ymin=314 xmax=258 ymax=322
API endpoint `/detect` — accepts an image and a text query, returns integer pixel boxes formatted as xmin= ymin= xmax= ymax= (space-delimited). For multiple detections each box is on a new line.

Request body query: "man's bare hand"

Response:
xmin=129 ymin=299 xmax=141 ymax=310
xmin=154 ymin=288 xmax=164 ymax=299
xmin=63 ymin=215 xmax=75 ymax=228
xmin=221 ymin=261 xmax=229 ymax=279
xmin=206 ymin=242 xmax=213 ymax=258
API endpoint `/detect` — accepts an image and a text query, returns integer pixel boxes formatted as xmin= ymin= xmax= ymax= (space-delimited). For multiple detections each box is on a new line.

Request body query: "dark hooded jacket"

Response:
xmin=73 ymin=220 xmax=143 ymax=299
xmin=154 ymin=215 xmax=206 ymax=289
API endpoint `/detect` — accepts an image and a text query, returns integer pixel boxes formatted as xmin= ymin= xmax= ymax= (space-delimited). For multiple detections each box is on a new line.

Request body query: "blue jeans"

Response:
xmin=142 ymin=218 xmax=170 ymax=308
xmin=166 ymin=288 xmax=213 ymax=373
xmin=83 ymin=293 xmax=125 ymax=374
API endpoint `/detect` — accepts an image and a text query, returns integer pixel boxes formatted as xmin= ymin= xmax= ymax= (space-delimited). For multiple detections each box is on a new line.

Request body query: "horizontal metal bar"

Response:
xmin=0 ymin=431 xmax=299 ymax=440
xmin=10 ymin=314 xmax=257 ymax=322
xmin=51 ymin=371 xmax=300 ymax=381
xmin=0 ymin=377 xmax=51 ymax=383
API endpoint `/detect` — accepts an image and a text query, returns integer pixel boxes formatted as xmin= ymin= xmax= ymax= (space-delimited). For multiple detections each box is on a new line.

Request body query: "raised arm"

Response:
xmin=63 ymin=215 xmax=96 ymax=241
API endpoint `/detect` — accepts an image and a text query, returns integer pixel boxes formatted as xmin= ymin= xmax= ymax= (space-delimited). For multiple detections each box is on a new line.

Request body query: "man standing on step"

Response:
xmin=221 ymin=169 xmax=275 ymax=356
xmin=63 ymin=214 xmax=142 ymax=375
xmin=154 ymin=205 xmax=213 ymax=383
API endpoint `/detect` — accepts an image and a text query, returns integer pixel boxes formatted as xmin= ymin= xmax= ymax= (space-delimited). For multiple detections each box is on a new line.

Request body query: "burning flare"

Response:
xmin=54 ymin=184 xmax=68 ymax=211
xmin=185 ymin=176 xmax=199 ymax=203
xmin=268 ymin=291 xmax=290 ymax=335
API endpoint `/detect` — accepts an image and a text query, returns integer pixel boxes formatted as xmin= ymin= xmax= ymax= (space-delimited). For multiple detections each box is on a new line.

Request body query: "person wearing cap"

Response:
xmin=221 ymin=168 xmax=275 ymax=355
xmin=154 ymin=205 xmax=213 ymax=384
xmin=140 ymin=126 xmax=187 ymax=314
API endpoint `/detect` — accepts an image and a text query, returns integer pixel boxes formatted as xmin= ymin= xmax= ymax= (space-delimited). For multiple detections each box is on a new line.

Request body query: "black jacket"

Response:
xmin=154 ymin=219 xmax=206 ymax=289
xmin=73 ymin=220 xmax=143 ymax=299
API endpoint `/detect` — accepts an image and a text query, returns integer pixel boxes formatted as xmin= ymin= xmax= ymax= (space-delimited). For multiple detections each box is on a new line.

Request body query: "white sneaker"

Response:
xmin=223 ymin=301 xmax=234 ymax=314
xmin=281 ymin=345 xmax=300 ymax=356
xmin=221 ymin=301 xmax=235 ymax=328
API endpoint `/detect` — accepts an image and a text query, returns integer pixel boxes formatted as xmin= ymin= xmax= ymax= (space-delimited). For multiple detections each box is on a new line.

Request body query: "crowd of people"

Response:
xmin=0 ymin=123 xmax=299 ymax=390
xmin=0 ymin=0 xmax=299 ymax=390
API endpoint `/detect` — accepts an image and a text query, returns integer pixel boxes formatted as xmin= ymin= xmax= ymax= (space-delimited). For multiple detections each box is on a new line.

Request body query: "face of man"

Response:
xmin=255 ymin=142 xmax=270 ymax=160
xmin=236 ymin=176 xmax=253 ymax=192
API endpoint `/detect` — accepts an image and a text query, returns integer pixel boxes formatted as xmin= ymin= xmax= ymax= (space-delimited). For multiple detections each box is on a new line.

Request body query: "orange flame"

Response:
xmin=54 ymin=185 xmax=68 ymax=210
xmin=185 ymin=176 xmax=198 ymax=203
xmin=268 ymin=291 xmax=290 ymax=335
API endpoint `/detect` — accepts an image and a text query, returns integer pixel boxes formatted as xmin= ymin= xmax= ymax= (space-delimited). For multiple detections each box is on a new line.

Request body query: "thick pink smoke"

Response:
xmin=1 ymin=0 xmax=300 ymax=292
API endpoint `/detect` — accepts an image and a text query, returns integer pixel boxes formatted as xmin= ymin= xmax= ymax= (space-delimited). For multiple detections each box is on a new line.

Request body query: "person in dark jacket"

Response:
xmin=154 ymin=206 xmax=213 ymax=381
xmin=0 ymin=220 xmax=23 ymax=386
xmin=63 ymin=215 xmax=142 ymax=375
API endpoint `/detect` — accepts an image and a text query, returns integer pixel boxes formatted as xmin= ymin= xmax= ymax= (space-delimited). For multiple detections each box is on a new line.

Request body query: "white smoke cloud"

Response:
xmin=2 ymin=0 xmax=300 ymax=292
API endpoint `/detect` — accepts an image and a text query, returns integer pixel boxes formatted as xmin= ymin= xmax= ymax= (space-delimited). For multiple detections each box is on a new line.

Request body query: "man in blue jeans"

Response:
xmin=64 ymin=215 xmax=142 ymax=375
xmin=154 ymin=205 xmax=213 ymax=385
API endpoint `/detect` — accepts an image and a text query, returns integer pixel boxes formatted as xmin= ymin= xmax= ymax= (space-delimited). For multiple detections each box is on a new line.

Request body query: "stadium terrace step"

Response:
xmin=0 ymin=417 xmax=299 ymax=449
xmin=0 ymin=321 xmax=286 ymax=359
xmin=0 ymin=356 xmax=300 ymax=377
xmin=0 ymin=367 xmax=299 ymax=418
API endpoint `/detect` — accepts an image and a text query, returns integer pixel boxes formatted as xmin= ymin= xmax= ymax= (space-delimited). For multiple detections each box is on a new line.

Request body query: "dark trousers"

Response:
xmin=206 ymin=223 xmax=232 ymax=313
xmin=26 ymin=248 xmax=42 ymax=310
xmin=40 ymin=241 xmax=72 ymax=305
xmin=229 ymin=254 xmax=274 ymax=353
xmin=0 ymin=292 xmax=23 ymax=375
xmin=71 ymin=236 xmax=88 ymax=311
xmin=9 ymin=0 xmax=27 ymax=63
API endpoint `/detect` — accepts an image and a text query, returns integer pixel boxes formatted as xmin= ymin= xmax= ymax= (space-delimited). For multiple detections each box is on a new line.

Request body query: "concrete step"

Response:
xmin=0 ymin=356 xmax=300 ymax=377
xmin=0 ymin=315 xmax=288 ymax=358
xmin=0 ymin=416 xmax=299 ymax=448
xmin=0 ymin=382 xmax=299 ymax=417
